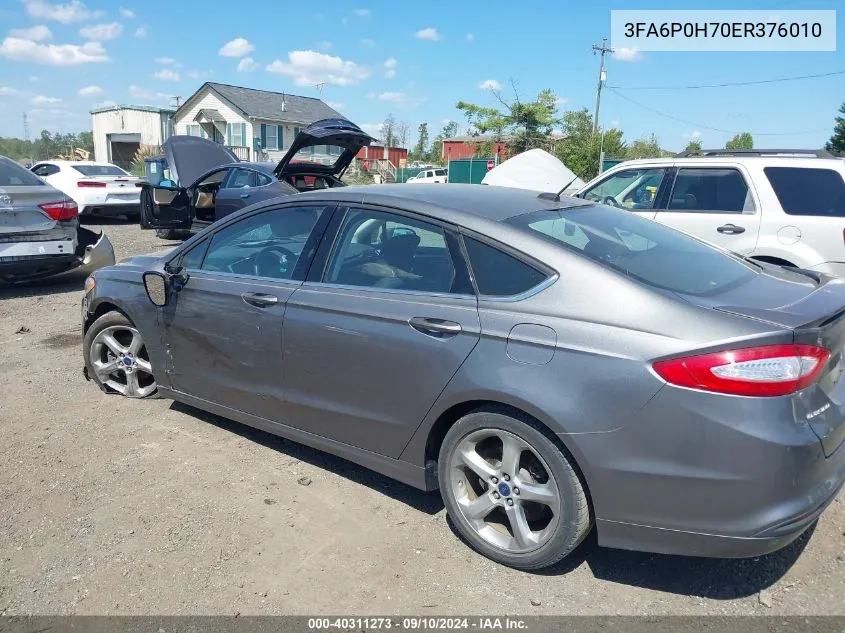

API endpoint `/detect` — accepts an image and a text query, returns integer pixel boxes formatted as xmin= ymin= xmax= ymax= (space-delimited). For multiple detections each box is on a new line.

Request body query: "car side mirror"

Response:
xmin=143 ymin=271 xmax=169 ymax=307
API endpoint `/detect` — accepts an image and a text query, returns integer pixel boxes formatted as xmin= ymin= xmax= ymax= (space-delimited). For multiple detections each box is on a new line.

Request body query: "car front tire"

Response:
xmin=84 ymin=311 xmax=158 ymax=399
xmin=438 ymin=409 xmax=591 ymax=570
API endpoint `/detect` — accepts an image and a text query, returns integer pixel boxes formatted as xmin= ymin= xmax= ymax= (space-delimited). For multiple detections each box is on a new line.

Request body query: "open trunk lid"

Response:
xmin=273 ymin=119 xmax=374 ymax=179
xmin=681 ymin=265 xmax=845 ymax=456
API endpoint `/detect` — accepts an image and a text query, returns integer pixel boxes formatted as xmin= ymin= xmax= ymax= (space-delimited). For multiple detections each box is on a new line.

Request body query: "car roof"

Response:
xmin=612 ymin=156 xmax=845 ymax=167
xmin=296 ymin=183 xmax=592 ymax=224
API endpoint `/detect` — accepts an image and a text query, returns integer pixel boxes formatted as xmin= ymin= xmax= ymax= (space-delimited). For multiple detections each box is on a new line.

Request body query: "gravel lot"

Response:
xmin=0 ymin=218 xmax=843 ymax=616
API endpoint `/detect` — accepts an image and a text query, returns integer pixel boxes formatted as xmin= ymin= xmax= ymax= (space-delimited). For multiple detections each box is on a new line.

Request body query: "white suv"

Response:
xmin=407 ymin=167 xmax=448 ymax=184
xmin=576 ymin=150 xmax=845 ymax=276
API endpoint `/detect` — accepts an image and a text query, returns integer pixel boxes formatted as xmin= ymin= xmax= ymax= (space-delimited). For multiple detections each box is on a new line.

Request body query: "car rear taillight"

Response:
xmin=39 ymin=200 xmax=78 ymax=221
xmin=652 ymin=344 xmax=830 ymax=397
xmin=78 ymin=181 xmax=106 ymax=188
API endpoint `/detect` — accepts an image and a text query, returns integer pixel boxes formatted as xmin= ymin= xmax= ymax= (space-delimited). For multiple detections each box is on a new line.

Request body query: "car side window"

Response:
xmin=227 ymin=168 xmax=272 ymax=189
xmin=665 ymin=168 xmax=754 ymax=214
xmin=32 ymin=164 xmax=59 ymax=177
xmin=582 ymin=168 xmax=667 ymax=210
xmin=463 ymin=237 xmax=549 ymax=297
xmin=199 ymin=206 xmax=327 ymax=279
xmin=179 ymin=238 xmax=210 ymax=270
xmin=324 ymin=208 xmax=459 ymax=293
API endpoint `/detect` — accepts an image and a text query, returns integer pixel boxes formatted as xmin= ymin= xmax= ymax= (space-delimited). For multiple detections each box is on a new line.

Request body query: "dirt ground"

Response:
xmin=0 ymin=218 xmax=843 ymax=616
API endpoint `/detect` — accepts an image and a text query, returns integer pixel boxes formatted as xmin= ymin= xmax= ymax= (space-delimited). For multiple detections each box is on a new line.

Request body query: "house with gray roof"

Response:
xmin=171 ymin=82 xmax=346 ymax=162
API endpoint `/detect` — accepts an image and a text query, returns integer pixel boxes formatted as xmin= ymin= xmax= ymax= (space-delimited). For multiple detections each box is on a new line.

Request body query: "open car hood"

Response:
xmin=273 ymin=119 xmax=375 ymax=179
xmin=163 ymin=135 xmax=238 ymax=188
xmin=481 ymin=148 xmax=585 ymax=195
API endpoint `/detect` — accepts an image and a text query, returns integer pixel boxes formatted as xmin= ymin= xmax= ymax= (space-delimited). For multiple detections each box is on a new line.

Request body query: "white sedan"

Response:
xmin=31 ymin=160 xmax=141 ymax=218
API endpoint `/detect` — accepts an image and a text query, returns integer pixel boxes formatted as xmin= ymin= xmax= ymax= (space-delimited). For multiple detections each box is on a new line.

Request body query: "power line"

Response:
xmin=608 ymin=69 xmax=845 ymax=91
xmin=606 ymin=88 xmax=832 ymax=136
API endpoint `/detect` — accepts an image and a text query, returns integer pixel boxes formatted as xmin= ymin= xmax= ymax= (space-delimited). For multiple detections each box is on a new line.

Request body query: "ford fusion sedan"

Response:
xmin=81 ymin=184 xmax=845 ymax=569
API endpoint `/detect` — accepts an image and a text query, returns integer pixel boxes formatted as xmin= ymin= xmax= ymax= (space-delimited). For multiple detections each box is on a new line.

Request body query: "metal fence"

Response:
xmin=446 ymin=158 xmax=497 ymax=184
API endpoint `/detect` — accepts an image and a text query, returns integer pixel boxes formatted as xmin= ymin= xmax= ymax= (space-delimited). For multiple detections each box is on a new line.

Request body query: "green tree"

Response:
xmin=456 ymin=86 xmax=562 ymax=156
xmin=428 ymin=121 xmax=458 ymax=164
xmin=379 ymin=113 xmax=396 ymax=147
xmin=626 ymin=134 xmax=667 ymax=159
xmin=555 ymin=108 xmax=627 ymax=180
xmin=684 ymin=139 xmax=702 ymax=153
xmin=411 ymin=122 xmax=429 ymax=160
xmin=825 ymin=102 xmax=845 ymax=155
xmin=725 ymin=132 xmax=753 ymax=150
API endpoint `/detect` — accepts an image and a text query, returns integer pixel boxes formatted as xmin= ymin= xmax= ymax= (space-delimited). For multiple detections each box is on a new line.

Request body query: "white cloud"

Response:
xmin=415 ymin=27 xmax=441 ymax=41
xmin=219 ymin=37 xmax=254 ymax=57
xmin=9 ymin=25 xmax=52 ymax=41
xmin=318 ymin=40 xmax=332 ymax=50
xmin=341 ymin=17 xmax=348 ymax=25
xmin=24 ymin=0 xmax=102 ymax=24
xmin=266 ymin=50 xmax=370 ymax=86
xmin=134 ymin=26 xmax=146 ymax=38
xmin=78 ymin=84 xmax=103 ymax=96
xmin=93 ymin=99 xmax=116 ymax=108
xmin=154 ymin=56 xmax=177 ymax=65
xmin=154 ymin=68 xmax=180 ymax=81
xmin=29 ymin=108 xmax=76 ymax=120
xmin=119 ymin=7 xmax=135 ymax=18
xmin=479 ymin=79 xmax=501 ymax=91
xmin=610 ymin=119 xmax=621 ymax=128
xmin=326 ymin=101 xmax=344 ymax=110
xmin=361 ymin=38 xmax=376 ymax=47
xmin=466 ymin=33 xmax=474 ymax=42
xmin=613 ymin=46 xmax=642 ymax=62
xmin=682 ymin=130 xmax=702 ymax=139
xmin=29 ymin=76 xmax=42 ymax=82
xmin=359 ymin=123 xmax=382 ymax=138
xmin=79 ymin=22 xmax=123 ymax=41
xmin=555 ymin=96 xmax=568 ymax=106
xmin=129 ymin=85 xmax=172 ymax=101
xmin=187 ymin=69 xmax=212 ymax=80
xmin=237 ymin=57 xmax=257 ymax=72
xmin=32 ymin=95 xmax=62 ymax=105
xmin=0 ymin=37 xmax=109 ymax=65
xmin=377 ymin=91 xmax=423 ymax=107
xmin=0 ymin=86 xmax=20 ymax=96
xmin=383 ymin=56 xmax=397 ymax=78
xmin=353 ymin=8 xmax=371 ymax=16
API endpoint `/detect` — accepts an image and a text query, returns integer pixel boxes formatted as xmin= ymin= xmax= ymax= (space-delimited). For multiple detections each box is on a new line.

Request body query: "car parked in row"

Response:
xmin=407 ymin=167 xmax=448 ymax=183
xmin=139 ymin=118 xmax=374 ymax=239
xmin=82 ymin=183 xmax=844 ymax=569
xmin=31 ymin=160 xmax=141 ymax=219
xmin=0 ymin=156 xmax=114 ymax=284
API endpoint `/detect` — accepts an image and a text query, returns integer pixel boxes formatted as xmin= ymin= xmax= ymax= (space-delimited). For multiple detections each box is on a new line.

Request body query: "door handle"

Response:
xmin=409 ymin=317 xmax=462 ymax=336
xmin=240 ymin=193 xmax=251 ymax=199
xmin=242 ymin=292 xmax=278 ymax=307
xmin=717 ymin=223 xmax=745 ymax=235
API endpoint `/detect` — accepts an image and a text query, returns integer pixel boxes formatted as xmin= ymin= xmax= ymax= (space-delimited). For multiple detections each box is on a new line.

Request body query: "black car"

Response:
xmin=140 ymin=118 xmax=373 ymax=239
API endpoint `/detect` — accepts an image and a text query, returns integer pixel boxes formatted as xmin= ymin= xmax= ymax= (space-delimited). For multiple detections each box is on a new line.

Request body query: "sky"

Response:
xmin=0 ymin=0 xmax=842 ymax=152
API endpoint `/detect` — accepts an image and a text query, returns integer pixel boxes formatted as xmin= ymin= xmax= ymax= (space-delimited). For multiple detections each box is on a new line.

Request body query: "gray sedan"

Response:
xmin=81 ymin=184 xmax=845 ymax=569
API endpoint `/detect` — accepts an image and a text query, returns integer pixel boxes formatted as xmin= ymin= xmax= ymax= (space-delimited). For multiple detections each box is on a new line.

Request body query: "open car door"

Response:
xmin=139 ymin=135 xmax=238 ymax=230
xmin=273 ymin=119 xmax=374 ymax=183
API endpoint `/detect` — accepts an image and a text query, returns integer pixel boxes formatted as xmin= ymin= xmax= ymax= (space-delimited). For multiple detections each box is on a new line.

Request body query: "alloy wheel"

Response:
xmin=90 ymin=325 xmax=156 ymax=398
xmin=449 ymin=429 xmax=561 ymax=554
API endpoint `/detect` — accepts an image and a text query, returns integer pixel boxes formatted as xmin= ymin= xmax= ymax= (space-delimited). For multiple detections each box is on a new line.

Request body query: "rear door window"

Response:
xmin=764 ymin=167 xmax=845 ymax=217
xmin=510 ymin=204 xmax=757 ymax=296
xmin=666 ymin=168 xmax=754 ymax=213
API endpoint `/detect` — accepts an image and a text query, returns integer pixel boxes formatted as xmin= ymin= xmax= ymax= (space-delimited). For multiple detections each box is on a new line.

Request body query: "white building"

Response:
xmin=171 ymin=82 xmax=346 ymax=162
xmin=91 ymin=105 xmax=174 ymax=169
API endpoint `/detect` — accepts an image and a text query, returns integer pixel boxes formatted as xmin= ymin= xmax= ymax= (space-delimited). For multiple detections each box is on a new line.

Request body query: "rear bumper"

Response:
xmin=573 ymin=384 xmax=845 ymax=558
xmin=80 ymin=202 xmax=140 ymax=217
xmin=0 ymin=229 xmax=115 ymax=283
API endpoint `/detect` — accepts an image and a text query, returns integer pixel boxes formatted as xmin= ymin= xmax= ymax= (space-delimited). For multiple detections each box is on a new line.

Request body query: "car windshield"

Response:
xmin=509 ymin=204 xmax=757 ymax=296
xmin=73 ymin=165 xmax=129 ymax=177
xmin=0 ymin=158 xmax=46 ymax=186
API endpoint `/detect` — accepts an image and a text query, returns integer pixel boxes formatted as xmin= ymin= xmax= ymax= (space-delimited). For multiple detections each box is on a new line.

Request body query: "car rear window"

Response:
xmin=509 ymin=204 xmax=757 ymax=296
xmin=0 ymin=158 xmax=45 ymax=186
xmin=764 ymin=167 xmax=845 ymax=216
xmin=73 ymin=165 xmax=128 ymax=177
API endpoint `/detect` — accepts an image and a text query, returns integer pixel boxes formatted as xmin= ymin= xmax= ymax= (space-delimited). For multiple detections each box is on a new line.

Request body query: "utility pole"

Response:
xmin=23 ymin=112 xmax=32 ymax=165
xmin=591 ymin=38 xmax=614 ymax=137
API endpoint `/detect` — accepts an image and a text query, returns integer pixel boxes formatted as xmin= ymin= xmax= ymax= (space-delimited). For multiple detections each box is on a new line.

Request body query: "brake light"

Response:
xmin=78 ymin=181 xmax=106 ymax=188
xmin=652 ymin=344 xmax=830 ymax=397
xmin=39 ymin=200 xmax=78 ymax=221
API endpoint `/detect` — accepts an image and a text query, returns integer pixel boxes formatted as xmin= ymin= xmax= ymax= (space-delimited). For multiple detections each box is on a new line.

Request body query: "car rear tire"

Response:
xmin=438 ymin=409 xmax=591 ymax=570
xmin=84 ymin=311 xmax=158 ymax=399
xmin=155 ymin=228 xmax=189 ymax=241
